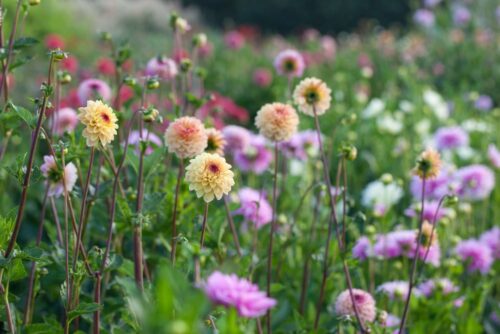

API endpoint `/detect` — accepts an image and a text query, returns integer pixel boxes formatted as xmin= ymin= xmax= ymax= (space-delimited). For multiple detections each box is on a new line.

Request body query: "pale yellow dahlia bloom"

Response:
xmin=293 ymin=77 xmax=332 ymax=116
xmin=78 ymin=100 xmax=118 ymax=147
xmin=255 ymin=102 xmax=299 ymax=142
xmin=164 ymin=116 xmax=208 ymax=159
xmin=185 ymin=153 xmax=235 ymax=202
xmin=205 ymin=128 xmax=226 ymax=155
xmin=414 ymin=148 xmax=442 ymax=179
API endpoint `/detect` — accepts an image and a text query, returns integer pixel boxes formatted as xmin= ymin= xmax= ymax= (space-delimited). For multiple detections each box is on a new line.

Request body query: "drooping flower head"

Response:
xmin=222 ymin=125 xmax=251 ymax=154
xmin=434 ymin=126 xmax=469 ymax=150
xmin=40 ymin=155 xmax=78 ymax=198
xmin=164 ymin=117 xmax=208 ymax=159
xmin=77 ymin=79 xmax=111 ymax=105
xmin=233 ymin=135 xmax=272 ymax=174
xmin=50 ymin=107 xmax=78 ymax=136
xmin=293 ymin=77 xmax=331 ymax=116
xmin=205 ymin=128 xmax=226 ymax=155
xmin=414 ymin=148 xmax=442 ymax=179
xmin=335 ymin=289 xmax=376 ymax=325
xmin=455 ymin=239 xmax=493 ymax=274
xmin=78 ymin=100 xmax=118 ymax=147
xmin=145 ymin=56 xmax=178 ymax=81
xmin=255 ymin=102 xmax=299 ymax=142
xmin=455 ymin=165 xmax=495 ymax=201
xmin=203 ymin=271 xmax=276 ymax=318
xmin=234 ymin=187 xmax=272 ymax=229
xmin=185 ymin=153 xmax=234 ymax=202
xmin=273 ymin=49 xmax=305 ymax=78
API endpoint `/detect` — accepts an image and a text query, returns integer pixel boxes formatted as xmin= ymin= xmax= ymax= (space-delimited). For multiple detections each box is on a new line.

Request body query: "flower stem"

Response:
xmin=4 ymin=53 xmax=55 ymax=258
xmin=223 ymin=196 xmax=242 ymax=257
xmin=0 ymin=278 xmax=15 ymax=333
xmin=92 ymin=272 xmax=102 ymax=334
xmin=398 ymin=176 xmax=427 ymax=333
xmin=312 ymin=109 xmax=366 ymax=332
xmin=199 ymin=202 xmax=209 ymax=248
xmin=170 ymin=160 xmax=184 ymax=263
xmin=266 ymin=142 xmax=279 ymax=334
xmin=0 ymin=0 xmax=22 ymax=103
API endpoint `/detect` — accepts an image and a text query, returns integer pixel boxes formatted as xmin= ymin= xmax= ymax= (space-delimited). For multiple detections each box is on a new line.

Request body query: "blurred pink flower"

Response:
xmin=203 ymin=271 xmax=276 ymax=318
xmin=125 ymin=130 xmax=162 ymax=156
xmin=96 ymin=57 xmax=116 ymax=76
xmin=61 ymin=56 xmax=79 ymax=74
xmin=273 ymin=49 xmax=305 ymax=78
xmin=335 ymin=289 xmax=376 ymax=325
xmin=41 ymin=155 xmax=78 ymax=198
xmin=145 ymin=56 xmax=178 ymax=80
xmin=77 ymin=79 xmax=111 ymax=105
xmin=222 ymin=125 xmax=252 ymax=154
xmin=252 ymin=68 xmax=272 ymax=87
xmin=224 ymin=30 xmax=245 ymax=50
xmin=488 ymin=144 xmax=500 ymax=169
xmin=50 ymin=107 xmax=78 ymax=136
xmin=233 ymin=135 xmax=272 ymax=174
xmin=45 ymin=34 xmax=64 ymax=49
xmin=198 ymin=93 xmax=249 ymax=128
xmin=233 ymin=187 xmax=272 ymax=229
xmin=455 ymin=239 xmax=493 ymax=274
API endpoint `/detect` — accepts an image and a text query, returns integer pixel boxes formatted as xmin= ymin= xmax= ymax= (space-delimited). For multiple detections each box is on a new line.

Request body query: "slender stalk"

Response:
xmin=299 ymin=186 xmax=321 ymax=314
xmin=0 ymin=279 xmax=15 ymax=333
xmin=266 ymin=142 xmax=279 ymax=334
xmin=62 ymin=148 xmax=71 ymax=334
xmin=0 ymin=0 xmax=22 ymax=102
xmin=24 ymin=186 xmax=50 ymax=325
xmin=398 ymin=176 xmax=427 ymax=334
xmin=311 ymin=108 xmax=366 ymax=332
xmin=170 ymin=160 xmax=184 ymax=263
xmin=4 ymin=53 xmax=55 ymax=258
xmin=223 ymin=196 xmax=242 ymax=257
xmin=92 ymin=272 xmax=102 ymax=334
xmin=199 ymin=202 xmax=209 ymax=248
xmin=419 ymin=195 xmax=447 ymax=273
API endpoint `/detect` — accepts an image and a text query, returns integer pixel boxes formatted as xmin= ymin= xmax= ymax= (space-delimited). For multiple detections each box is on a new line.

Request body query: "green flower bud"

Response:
xmin=146 ymin=77 xmax=160 ymax=90
xmin=29 ymin=0 xmax=41 ymax=6
xmin=123 ymin=76 xmax=137 ymax=87
xmin=180 ymin=58 xmax=192 ymax=73
xmin=143 ymin=107 xmax=159 ymax=123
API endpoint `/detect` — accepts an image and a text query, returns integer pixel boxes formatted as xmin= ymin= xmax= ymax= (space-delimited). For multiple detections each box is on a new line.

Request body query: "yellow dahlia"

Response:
xmin=414 ymin=148 xmax=442 ymax=179
xmin=164 ymin=116 xmax=208 ymax=159
xmin=255 ymin=102 xmax=299 ymax=142
xmin=293 ymin=77 xmax=332 ymax=116
xmin=205 ymin=128 xmax=226 ymax=155
xmin=78 ymin=100 xmax=118 ymax=147
xmin=185 ymin=153 xmax=235 ymax=202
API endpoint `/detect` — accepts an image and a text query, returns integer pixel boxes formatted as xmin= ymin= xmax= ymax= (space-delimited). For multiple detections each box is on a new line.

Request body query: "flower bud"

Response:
xmin=380 ymin=173 xmax=393 ymax=184
xmin=377 ymin=310 xmax=388 ymax=325
xmin=192 ymin=33 xmax=207 ymax=47
xmin=180 ymin=58 xmax=192 ymax=73
xmin=143 ymin=107 xmax=159 ymax=123
xmin=341 ymin=144 xmax=357 ymax=161
xmin=445 ymin=195 xmax=459 ymax=206
xmin=123 ymin=76 xmax=137 ymax=87
xmin=58 ymin=71 xmax=72 ymax=84
xmin=29 ymin=0 xmax=41 ymax=6
xmin=146 ymin=77 xmax=160 ymax=90
xmin=100 ymin=32 xmax=112 ymax=42
xmin=365 ymin=225 xmax=376 ymax=236
xmin=51 ymin=49 xmax=67 ymax=62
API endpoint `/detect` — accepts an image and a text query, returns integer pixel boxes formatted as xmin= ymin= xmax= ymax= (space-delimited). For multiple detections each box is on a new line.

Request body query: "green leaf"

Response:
xmin=8 ymin=102 xmax=37 ymax=129
xmin=9 ymin=54 xmax=35 ymax=71
xmin=67 ymin=302 xmax=101 ymax=323
xmin=26 ymin=323 xmax=63 ymax=334
xmin=13 ymin=37 xmax=39 ymax=50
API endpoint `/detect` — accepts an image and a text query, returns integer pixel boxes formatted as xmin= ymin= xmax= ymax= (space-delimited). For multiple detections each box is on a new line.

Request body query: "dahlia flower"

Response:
xmin=78 ymin=100 xmax=118 ymax=147
xmin=414 ymin=9 xmax=435 ymax=28
xmin=125 ymin=130 xmax=162 ymax=156
xmin=455 ymin=239 xmax=493 ymax=274
xmin=279 ymin=130 xmax=320 ymax=161
xmin=145 ymin=56 xmax=178 ymax=81
xmin=185 ymin=153 xmax=234 ymax=202
xmin=334 ymin=289 xmax=376 ymax=325
xmin=480 ymin=227 xmax=500 ymax=259
xmin=455 ymin=164 xmax=495 ymax=201
xmin=293 ymin=77 xmax=332 ymax=116
xmin=377 ymin=281 xmax=416 ymax=301
xmin=203 ymin=271 xmax=276 ymax=318
xmin=50 ymin=107 xmax=78 ymax=136
xmin=414 ymin=148 xmax=442 ymax=179
xmin=434 ymin=126 xmax=469 ymax=150
xmin=164 ymin=117 xmax=208 ymax=159
xmin=233 ymin=135 xmax=272 ymax=174
xmin=361 ymin=180 xmax=403 ymax=216
xmin=205 ymin=128 xmax=226 ymax=156
xmin=222 ymin=125 xmax=252 ymax=153
xmin=488 ymin=144 xmax=500 ymax=168
xmin=352 ymin=236 xmax=372 ymax=260
xmin=233 ymin=187 xmax=272 ymax=229
xmin=41 ymin=155 xmax=78 ymax=198
xmin=417 ymin=278 xmax=458 ymax=297
xmin=255 ymin=102 xmax=299 ymax=142
xmin=273 ymin=49 xmax=305 ymax=78
xmin=404 ymin=200 xmax=451 ymax=223
xmin=77 ymin=79 xmax=111 ymax=105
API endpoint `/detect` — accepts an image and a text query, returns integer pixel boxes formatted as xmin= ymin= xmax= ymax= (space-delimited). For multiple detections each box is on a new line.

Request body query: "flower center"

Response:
xmin=353 ymin=293 xmax=366 ymax=304
xmin=101 ymin=112 xmax=111 ymax=123
xmin=207 ymin=137 xmax=218 ymax=152
xmin=305 ymin=89 xmax=319 ymax=104
xmin=208 ymin=163 xmax=220 ymax=173
xmin=284 ymin=59 xmax=296 ymax=72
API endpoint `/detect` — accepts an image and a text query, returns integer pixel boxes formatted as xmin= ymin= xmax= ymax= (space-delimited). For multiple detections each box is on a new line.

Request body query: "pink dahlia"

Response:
xmin=273 ymin=49 xmax=305 ymax=78
xmin=203 ymin=271 xmax=276 ymax=318
xmin=145 ymin=56 xmax=178 ymax=81
xmin=233 ymin=187 xmax=272 ymax=229
xmin=334 ymin=289 xmax=376 ymax=325
xmin=50 ymin=107 xmax=79 ymax=136
xmin=77 ymin=79 xmax=111 ymax=105
xmin=455 ymin=239 xmax=493 ymax=274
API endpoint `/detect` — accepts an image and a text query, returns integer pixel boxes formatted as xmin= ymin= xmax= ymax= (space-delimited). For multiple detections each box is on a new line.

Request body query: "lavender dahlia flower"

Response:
xmin=233 ymin=135 xmax=272 ymax=174
xmin=453 ymin=6 xmax=471 ymax=26
xmin=404 ymin=200 xmax=450 ymax=223
xmin=125 ymin=130 xmax=162 ymax=156
xmin=203 ymin=271 xmax=276 ymax=318
xmin=455 ymin=239 xmax=493 ymax=274
xmin=222 ymin=125 xmax=252 ymax=154
xmin=233 ymin=187 xmax=272 ymax=229
xmin=377 ymin=281 xmax=417 ymax=301
xmin=480 ymin=227 xmax=500 ymax=259
xmin=474 ymin=95 xmax=493 ymax=111
xmin=488 ymin=144 xmax=500 ymax=169
xmin=434 ymin=126 xmax=469 ymax=150
xmin=279 ymin=130 xmax=320 ymax=161
xmin=352 ymin=236 xmax=372 ymax=260
xmin=417 ymin=278 xmax=458 ymax=297
xmin=414 ymin=9 xmax=435 ymax=28
xmin=145 ymin=56 xmax=178 ymax=81
xmin=77 ymin=79 xmax=111 ymax=105
xmin=455 ymin=165 xmax=495 ymax=201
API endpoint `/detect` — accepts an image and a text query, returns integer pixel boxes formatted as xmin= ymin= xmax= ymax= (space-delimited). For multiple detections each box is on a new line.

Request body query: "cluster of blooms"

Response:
xmin=454 ymin=227 xmax=499 ymax=274
xmin=353 ymin=228 xmax=441 ymax=266
xmin=203 ymin=271 xmax=276 ymax=318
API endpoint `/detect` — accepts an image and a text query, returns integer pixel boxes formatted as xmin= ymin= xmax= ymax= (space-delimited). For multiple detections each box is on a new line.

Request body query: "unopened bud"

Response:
xmin=380 ymin=173 xmax=393 ymax=184
xmin=51 ymin=49 xmax=67 ymax=62
xmin=123 ymin=76 xmax=137 ymax=87
xmin=180 ymin=58 xmax=192 ymax=73
xmin=100 ymin=32 xmax=112 ymax=42
xmin=341 ymin=144 xmax=357 ymax=161
xmin=58 ymin=71 xmax=72 ymax=84
xmin=29 ymin=0 xmax=41 ymax=6
xmin=143 ymin=107 xmax=159 ymax=123
xmin=192 ymin=33 xmax=207 ymax=47
xmin=146 ymin=77 xmax=160 ymax=90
